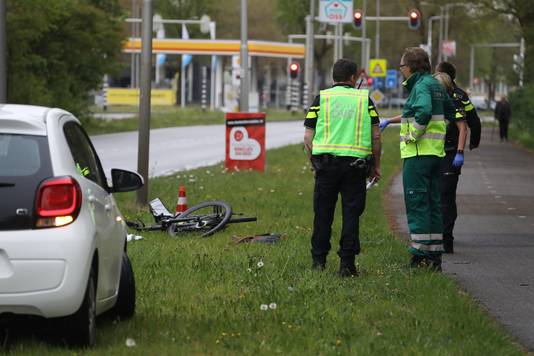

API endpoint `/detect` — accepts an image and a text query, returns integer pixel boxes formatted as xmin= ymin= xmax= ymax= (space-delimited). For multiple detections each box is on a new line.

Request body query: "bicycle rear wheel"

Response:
xmin=167 ymin=201 xmax=232 ymax=237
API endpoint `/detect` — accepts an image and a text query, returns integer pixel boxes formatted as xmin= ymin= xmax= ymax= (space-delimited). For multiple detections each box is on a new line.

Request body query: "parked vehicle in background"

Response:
xmin=0 ymin=105 xmax=143 ymax=347
xmin=470 ymin=96 xmax=496 ymax=111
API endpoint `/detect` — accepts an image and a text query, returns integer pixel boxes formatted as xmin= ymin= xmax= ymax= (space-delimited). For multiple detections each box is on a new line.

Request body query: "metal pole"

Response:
xmin=469 ymin=45 xmax=474 ymax=89
xmin=240 ymin=0 xmax=249 ymax=112
xmin=334 ymin=24 xmax=339 ymax=63
xmin=519 ymin=37 xmax=525 ymax=87
xmin=427 ymin=17 xmax=433 ymax=61
xmin=0 ymin=0 xmax=7 ymax=102
xmin=375 ymin=0 xmax=380 ymax=58
xmin=339 ymin=24 xmax=344 ymax=59
xmin=438 ymin=7 xmax=444 ymax=63
xmin=361 ymin=0 xmax=367 ymax=71
xmin=137 ymin=0 xmax=153 ymax=206
xmin=305 ymin=1 xmax=315 ymax=104
xmin=444 ymin=5 xmax=449 ymax=61
xmin=180 ymin=23 xmax=186 ymax=108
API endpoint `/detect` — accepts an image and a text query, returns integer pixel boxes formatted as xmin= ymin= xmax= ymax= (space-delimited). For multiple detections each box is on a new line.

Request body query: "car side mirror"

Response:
xmin=110 ymin=169 xmax=144 ymax=193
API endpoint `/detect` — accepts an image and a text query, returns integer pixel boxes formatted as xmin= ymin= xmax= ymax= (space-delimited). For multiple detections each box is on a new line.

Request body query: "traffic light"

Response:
xmin=353 ymin=9 xmax=363 ymax=29
xmin=289 ymin=62 xmax=299 ymax=79
xmin=408 ymin=9 xmax=421 ymax=30
xmin=367 ymin=77 xmax=373 ymax=87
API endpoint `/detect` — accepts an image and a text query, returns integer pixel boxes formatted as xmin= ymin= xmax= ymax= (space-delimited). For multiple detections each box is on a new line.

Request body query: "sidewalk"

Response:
xmin=389 ymin=128 xmax=534 ymax=351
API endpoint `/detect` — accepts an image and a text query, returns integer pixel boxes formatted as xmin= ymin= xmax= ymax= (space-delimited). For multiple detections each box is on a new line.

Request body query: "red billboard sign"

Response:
xmin=225 ymin=112 xmax=266 ymax=172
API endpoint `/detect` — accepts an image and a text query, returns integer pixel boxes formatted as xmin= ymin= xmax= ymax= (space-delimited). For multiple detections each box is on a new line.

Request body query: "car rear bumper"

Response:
xmin=0 ymin=222 xmax=94 ymax=318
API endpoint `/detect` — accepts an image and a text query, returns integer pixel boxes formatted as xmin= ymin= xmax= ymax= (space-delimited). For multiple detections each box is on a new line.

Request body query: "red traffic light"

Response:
xmin=367 ymin=77 xmax=373 ymax=87
xmin=353 ymin=9 xmax=363 ymax=29
xmin=289 ymin=62 xmax=299 ymax=79
xmin=408 ymin=9 xmax=421 ymax=30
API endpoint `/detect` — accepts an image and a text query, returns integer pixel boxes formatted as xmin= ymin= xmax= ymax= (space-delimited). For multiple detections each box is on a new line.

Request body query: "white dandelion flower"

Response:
xmin=269 ymin=303 xmax=277 ymax=310
xmin=257 ymin=261 xmax=264 ymax=268
xmin=260 ymin=304 xmax=268 ymax=311
xmin=125 ymin=338 xmax=136 ymax=347
xmin=247 ymin=268 xmax=252 ymax=272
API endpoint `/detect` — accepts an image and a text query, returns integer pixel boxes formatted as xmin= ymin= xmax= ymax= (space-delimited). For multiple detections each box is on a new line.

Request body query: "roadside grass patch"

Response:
xmin=85 ymin=106 xmax=305 ymax=135
xmin=6 ymin=130 xmax=522 ymax=355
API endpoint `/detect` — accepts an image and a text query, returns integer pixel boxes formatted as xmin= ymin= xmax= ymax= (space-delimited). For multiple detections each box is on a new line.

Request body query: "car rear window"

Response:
xmin=0 ymin=133 xmax=53 ymax=230
xmin=0 ymin=134 xmax=43 ymax=176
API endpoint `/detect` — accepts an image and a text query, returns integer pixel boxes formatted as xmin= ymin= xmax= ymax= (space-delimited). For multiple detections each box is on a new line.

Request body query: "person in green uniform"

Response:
xmin=304 ymin=58 xmax=381 ymax=277
xmin=379 ymin=48 xmax=455 ymax=271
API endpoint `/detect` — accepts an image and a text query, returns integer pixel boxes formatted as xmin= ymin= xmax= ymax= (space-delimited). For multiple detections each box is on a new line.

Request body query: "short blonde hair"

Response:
xmin=433 ymin=72 xmax=453 ymax=94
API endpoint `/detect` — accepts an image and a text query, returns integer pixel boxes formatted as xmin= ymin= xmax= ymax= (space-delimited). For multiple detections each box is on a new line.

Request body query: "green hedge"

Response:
xmin=508 ymin=85 xmax=534 ymax=149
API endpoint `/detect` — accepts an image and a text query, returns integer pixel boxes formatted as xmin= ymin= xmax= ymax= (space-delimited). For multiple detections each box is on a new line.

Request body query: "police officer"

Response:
xmin=303 ymin=58 xmax=381 ymax=277
xmin=380 ymin=48 xmax=456 ymax=271
xmin=436 ymin=62 xmax=481 ymax=253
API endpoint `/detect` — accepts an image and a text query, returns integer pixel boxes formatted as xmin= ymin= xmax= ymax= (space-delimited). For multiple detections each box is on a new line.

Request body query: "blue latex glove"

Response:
xmin=452 ymin=152 xmax=464 ymax=168
xmin=379 ymin=119 xmax=390 ymax=132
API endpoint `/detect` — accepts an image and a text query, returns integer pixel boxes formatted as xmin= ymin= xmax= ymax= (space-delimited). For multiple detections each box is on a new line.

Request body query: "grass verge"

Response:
xmin=85 ymin=106 xmax=306 ymax=136
xmin=7 ymin=130 xmax=523 ymax=355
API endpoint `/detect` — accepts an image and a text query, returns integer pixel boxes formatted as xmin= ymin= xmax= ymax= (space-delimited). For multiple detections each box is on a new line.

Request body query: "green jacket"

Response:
xmin=400 ymin=72 xmax=455 ymax=159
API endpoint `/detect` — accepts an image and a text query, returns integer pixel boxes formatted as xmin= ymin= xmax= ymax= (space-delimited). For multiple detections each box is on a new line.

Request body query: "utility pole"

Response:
xmin=0 ymin=0 xmax=6 ymax=103
xmin=136 ymin=0 xmax=153 ymax=205
xmin=375 ymin=0 xmax=380 ymax=58
xmin=304 ymin=0 xmax=315 ymax=105
xmin=239 ymin=0 xmax=249 ymax=112
xmin=361 ymin=0 xmax=367 ymax=70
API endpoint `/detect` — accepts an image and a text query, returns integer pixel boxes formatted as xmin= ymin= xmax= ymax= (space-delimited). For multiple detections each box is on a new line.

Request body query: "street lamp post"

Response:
xmin=0 ymin=0 xmax=6 ymax=103
xmin=240 ymin=0 xmax=249 ymax=112
xmin=304 ymin=0 xmax=315 ymax=105
xmin=136 ymin=0 xmax=153 ymax=206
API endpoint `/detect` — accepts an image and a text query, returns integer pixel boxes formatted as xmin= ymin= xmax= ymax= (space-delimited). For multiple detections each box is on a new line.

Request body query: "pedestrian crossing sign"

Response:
xmin=369 ymin=59 xmax=387 ymax=77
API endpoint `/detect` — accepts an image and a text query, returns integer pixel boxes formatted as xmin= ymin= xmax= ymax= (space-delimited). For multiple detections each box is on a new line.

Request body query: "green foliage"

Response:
xmin=509 ymin=84 xmax=534 ymax=147
xmin=6 ymin=0 xmax=124 ymax=118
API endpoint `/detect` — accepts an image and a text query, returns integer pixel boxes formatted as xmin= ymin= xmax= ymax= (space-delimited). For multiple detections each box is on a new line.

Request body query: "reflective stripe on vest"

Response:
xmin=312 ymin=87 xmax=372 ymax=158
xmin=400 ymin=115 xmax=446 ymax=158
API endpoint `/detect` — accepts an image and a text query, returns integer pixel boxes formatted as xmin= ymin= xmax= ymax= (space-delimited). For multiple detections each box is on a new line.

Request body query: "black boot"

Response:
xmin=339 ymin=257 xmax=358 ymax=277
xmin=312 ymin=255 xmax=326 ymax=271
xmin=429 ymin=254 xmax=442 ymax=272
xmin=443 ymin=238 xmax=454 ymax=254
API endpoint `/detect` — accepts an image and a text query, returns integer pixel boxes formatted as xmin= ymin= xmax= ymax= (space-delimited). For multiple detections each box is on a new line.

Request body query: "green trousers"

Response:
xmin=403 ymin=156 xmax=444 ymax=256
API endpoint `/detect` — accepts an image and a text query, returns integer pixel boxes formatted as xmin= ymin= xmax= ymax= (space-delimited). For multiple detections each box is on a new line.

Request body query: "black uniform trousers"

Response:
xmin=440 ymin=151 xmax=461 ymax=241
xmin=311 ymin=155 xmax=367 ymax=261
xmin=499 ymin=119 xmax=509 ymax=141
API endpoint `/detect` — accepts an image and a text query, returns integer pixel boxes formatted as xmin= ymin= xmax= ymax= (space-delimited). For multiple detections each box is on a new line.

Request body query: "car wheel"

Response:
xmin=112 ymin=253 xmax=136 ymax=320
xmin=63 ymin=268 xmax=96 ymax=347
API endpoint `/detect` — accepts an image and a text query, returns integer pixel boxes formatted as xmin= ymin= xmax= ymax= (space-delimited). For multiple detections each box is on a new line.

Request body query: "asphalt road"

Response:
xmin=389 ymin=128 xmax=534 ymax=351
xmin=91 ymin=121 xmax=303 ymax=177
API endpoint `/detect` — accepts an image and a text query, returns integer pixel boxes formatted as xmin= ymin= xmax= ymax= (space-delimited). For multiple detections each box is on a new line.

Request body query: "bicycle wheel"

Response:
xmin=167 ymin=201 xmax=233 ymax=237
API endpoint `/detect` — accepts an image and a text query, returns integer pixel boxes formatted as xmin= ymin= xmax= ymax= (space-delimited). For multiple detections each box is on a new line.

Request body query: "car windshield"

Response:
xmin=0 ymin=134 xmax=42 ymax=176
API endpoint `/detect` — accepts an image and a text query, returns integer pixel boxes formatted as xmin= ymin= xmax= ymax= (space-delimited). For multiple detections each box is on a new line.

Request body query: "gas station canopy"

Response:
xmin=123 ymin=38 xmax=305 ymax=58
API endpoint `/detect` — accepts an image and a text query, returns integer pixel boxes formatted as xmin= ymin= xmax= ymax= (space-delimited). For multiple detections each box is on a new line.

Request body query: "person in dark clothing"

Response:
xmin=435 ymin=62 xmax=481 ymax=254
xmin=304 ymin=58 xmax=381 ymax=277
xmin=495 ymin=96 xmax=512 ymax=141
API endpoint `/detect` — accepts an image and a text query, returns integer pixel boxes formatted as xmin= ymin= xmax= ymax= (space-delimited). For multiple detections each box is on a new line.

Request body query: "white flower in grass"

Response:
xmin=260 ymin=304 xmax=268 ymax=311
xmin=269 ymin=303 xmax=277 ymax=310
xmin=257 ymin=261 xmax=264 ymax=268
xmin=125 ymin=338 xmax=136 ymax=347
xmin=247 ymin=268 xmax=252 ymax=272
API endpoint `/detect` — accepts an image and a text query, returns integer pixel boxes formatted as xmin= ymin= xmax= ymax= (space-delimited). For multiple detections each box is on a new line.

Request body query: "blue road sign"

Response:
xmin=386 ymin=69 xmax=397 ymax=89
xmin=373 ymin=77 xmax=385 ymax=89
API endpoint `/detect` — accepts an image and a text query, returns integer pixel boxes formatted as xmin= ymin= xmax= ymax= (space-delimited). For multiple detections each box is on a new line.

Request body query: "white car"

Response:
xmin=0 ymin=104 xmax=143 ymax=346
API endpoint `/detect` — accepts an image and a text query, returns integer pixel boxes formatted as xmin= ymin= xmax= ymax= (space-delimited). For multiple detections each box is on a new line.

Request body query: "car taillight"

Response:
xmin=35 ymin=176 xmax=82 ymax=228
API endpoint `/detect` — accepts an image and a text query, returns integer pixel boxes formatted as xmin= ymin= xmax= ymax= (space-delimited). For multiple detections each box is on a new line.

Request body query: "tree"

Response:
xmin=475 ymin=0 xmax=534 ymax=85
xmin=6 ymin=0 xmax=124 ymax=118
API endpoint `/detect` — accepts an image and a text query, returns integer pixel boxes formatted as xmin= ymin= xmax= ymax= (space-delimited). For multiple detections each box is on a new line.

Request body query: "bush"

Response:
xmin=508 ymin=85 xmax=534 ymax=134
